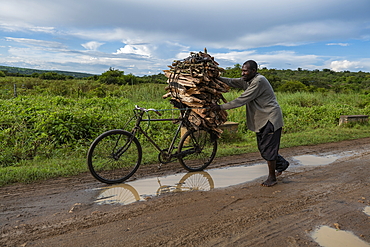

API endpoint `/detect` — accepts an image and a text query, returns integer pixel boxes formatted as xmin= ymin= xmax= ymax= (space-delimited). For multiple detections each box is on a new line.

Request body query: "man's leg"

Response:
xmin=257 ymin=121 xmax=281 ymax=187
xmin=261 ymin=160 xmax=277 ymax=187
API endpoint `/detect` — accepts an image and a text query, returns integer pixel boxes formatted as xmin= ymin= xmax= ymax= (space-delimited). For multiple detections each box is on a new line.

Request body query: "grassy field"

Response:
xmin=1 ymin=79 xmax=370 ymax=186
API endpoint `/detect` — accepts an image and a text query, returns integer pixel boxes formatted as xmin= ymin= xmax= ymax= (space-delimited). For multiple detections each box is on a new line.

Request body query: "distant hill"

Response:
xmin=0 ymin=65 xmax=96 ymax=78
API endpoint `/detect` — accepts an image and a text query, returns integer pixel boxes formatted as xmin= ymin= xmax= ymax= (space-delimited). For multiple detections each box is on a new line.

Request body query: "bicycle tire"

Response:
xmin=176 ymin=171 xmax=215 ymax=192
xmin=177 ymin=128 xmax=217 ymax=171
xmin=96 ymin=184 xmax=141 ymax=205
xmin=87 ymin=129 xmax=142 ymax=184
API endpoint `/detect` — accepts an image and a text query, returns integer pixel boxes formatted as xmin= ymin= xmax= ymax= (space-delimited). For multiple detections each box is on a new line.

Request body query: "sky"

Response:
xmin=1 ymin=0 xmax=370 ymax=76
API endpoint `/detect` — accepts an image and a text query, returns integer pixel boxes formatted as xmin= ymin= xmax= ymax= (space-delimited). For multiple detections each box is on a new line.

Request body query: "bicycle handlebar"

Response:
xmin=135 ymin=105 xmax=162 ymax=116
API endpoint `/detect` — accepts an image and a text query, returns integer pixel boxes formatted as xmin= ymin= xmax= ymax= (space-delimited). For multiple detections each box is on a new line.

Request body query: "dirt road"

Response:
xmin=1 ymin=138 xmax=370 ymax=246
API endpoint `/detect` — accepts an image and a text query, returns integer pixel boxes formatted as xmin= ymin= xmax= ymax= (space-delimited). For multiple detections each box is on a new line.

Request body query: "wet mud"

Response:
xmin=1 ymin=137 xmax=370 ymax=246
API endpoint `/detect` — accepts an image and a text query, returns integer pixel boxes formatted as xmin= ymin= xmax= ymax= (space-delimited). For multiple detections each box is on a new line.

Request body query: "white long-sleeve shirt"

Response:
xmin=218 ymin=74 xmax=284 ymax=133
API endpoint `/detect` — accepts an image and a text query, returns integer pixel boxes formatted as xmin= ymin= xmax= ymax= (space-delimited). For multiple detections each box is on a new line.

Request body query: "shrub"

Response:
xmin=278 ymin=80 xmax=308 ymax=92
xmin=39 ymin=72 xmax=67 ymax=80
xmin=99 ymin=68 xmax=126 ymax=85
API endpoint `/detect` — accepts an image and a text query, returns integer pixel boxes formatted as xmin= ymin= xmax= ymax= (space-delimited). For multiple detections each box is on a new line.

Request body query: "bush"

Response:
xmin=39 ymin=72 xmax=67 ymax=80
xmin=278 ymin=80 xmax=308 ymax=92
xmin=99 ymin=68 xmax=126 ymax=85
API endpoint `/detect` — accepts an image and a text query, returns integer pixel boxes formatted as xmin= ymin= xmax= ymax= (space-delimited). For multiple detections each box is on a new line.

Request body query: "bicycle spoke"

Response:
xmin=177 ymin=171 xmax=215 ymax=192
xmin=177 ymin=128 xmax=217 ymax=171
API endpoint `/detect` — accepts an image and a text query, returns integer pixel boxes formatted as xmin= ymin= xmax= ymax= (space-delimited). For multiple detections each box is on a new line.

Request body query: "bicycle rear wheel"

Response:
xmin=177 ymin=128 xmax=217 ymax=171
xmin=87 ymin=129 xmax=142 ymax=184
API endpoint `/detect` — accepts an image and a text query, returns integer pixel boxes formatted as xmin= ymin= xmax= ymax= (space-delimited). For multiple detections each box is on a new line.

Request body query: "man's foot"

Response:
xmin=261 ymin=178 xmax=277 ymax=187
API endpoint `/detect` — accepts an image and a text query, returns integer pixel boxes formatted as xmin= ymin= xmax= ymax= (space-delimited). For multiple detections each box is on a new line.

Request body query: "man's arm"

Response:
xmin=218 ymin=77 xmax=246 ymax=89
xmin=220 ymin=77 xmax=262 ymax=110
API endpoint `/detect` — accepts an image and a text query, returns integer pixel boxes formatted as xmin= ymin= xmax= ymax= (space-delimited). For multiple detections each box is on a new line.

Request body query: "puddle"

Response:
xmin=293 ymin=154 xmax=339 ymax=166
xmin=311 ymin=225 xmax=370 ymax=247
xmin=95 ymin=164 xmax=268 ymax=205
xmin=364 ymin=206 xmax=370 ymax=216
xmin=94 ymin=153 xmax=352 ymax=206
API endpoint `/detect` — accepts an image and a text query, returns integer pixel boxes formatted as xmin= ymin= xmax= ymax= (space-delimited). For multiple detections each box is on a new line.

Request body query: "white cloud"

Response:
xmin=5 ymin=37 xmax=66 ymax=49
xmin=0 ymin=22 xmax=56 ymax=34
xmin=114 ymin=44 xmax=151 ymax=57
xmin=217 ymin=50 xmax=321 ymax=70
xmin=70 ymin=28 xmax=136 ymax=42
xmin=81 ymin=41 xmax=104 ymax=51
xmin=327 ymin=43 xmax=350 ymax=46
xmin=230 ymin=21 xmax=359 ymax=50
xmin=330 ymin=60 xmax=362 ymax=72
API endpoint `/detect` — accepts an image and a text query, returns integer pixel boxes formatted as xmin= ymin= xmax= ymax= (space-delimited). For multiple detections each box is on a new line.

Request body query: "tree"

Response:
xmin=124 ymin=73 xmax=137 ymax=85
xmin=39 ymin=72 xmax=67 ymax=80
xmin=98 ymin=68 xmax=125 ymax=85
xmin=278 ymin=80 xmax=308 ymax=92
xmin=222 ymin=64 xmax=241 ymax=78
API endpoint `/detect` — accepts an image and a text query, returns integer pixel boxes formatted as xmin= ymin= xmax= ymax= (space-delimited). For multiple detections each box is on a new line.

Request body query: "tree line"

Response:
xmin=222 ymin=64 xmax=370 ymax=93
xmin=2 ymin=65 xmax=370 ymax=93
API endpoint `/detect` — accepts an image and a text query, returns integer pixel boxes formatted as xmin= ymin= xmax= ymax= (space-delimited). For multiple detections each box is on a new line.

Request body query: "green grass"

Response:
xmin=217 ymin=124 xmax=370 ymax=157
xmin=1 ymin=83 xmax=370 ymax=187
xmin=2 ymin=124 xmax=369 ymax=187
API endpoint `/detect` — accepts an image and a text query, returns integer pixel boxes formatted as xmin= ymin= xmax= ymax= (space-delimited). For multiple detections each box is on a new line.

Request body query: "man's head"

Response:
xmin=242 ymin=60 xmax=258 ymax=81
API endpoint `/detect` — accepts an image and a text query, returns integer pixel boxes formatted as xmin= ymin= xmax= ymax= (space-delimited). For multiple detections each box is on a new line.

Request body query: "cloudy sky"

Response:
xmin=1 ymin=0 xmax=369 ymax=76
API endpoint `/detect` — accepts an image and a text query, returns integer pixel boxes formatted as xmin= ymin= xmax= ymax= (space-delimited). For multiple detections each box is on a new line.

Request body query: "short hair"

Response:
xmin=243 ymin=60 xmax=258 ymax=71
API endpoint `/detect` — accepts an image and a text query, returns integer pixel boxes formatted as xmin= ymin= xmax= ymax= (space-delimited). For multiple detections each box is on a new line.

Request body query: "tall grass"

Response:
xmin=1 ymin=82 xmax=370 ymax=186
xmin=223 ymin=90 xmax=370 ymax=133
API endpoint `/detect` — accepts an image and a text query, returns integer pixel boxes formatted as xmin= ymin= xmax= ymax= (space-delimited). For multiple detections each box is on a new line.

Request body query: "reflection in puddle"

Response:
xmin=94 ymin=153 xmax=351 ymax=206
xmin=95 ymin=164 xmax=268 ymax=205
xmin=95 ymin=171 xmax=215 ymax=205
xmin=96 ymin=184 xmax=141 ymax=205
xmin=312 ymin=225 xmax=370 ymax=247
xmin=293 ymin=154 xmax=339 ymax=166
xmin=364 ymin=206 xmax=370 ymax=216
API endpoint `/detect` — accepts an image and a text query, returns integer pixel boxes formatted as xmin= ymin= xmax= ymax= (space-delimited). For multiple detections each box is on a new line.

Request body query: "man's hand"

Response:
xmin=210 ymin=104 xmax=221 ymax=112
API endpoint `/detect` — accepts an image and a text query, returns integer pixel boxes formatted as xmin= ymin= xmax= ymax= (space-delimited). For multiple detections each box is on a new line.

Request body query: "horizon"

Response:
xmin=1 ymin=63 xmax=370 ymax=77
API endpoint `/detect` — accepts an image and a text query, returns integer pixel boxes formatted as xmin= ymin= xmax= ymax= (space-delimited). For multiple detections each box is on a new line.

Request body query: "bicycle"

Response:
xmin=87 ymin=105 xmax=218 ymax=184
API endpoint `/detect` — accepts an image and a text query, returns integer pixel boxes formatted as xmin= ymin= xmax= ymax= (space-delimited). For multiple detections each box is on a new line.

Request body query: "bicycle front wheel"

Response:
xmin=177 ymin=128 xmax=218 ymax=171
xmin=87 ymin=129 xmax=142 ymax=184
xmin=176 ymin=171 xmax=215 ymax=192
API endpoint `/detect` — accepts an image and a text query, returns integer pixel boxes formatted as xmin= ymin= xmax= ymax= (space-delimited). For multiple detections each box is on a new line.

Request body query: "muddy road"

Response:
xmin=1 ymin=138 xmax=370 ymax=246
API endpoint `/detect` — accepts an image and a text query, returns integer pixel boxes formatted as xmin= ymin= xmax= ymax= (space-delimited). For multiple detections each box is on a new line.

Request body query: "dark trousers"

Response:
xmin=256 ymin=121 xmax=289 ymax=172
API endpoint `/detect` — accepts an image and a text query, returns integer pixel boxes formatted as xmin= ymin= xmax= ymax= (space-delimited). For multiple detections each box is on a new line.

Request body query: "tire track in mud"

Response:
xmin=1 ymin=138 xmax=370 ymax=246
xmin=117 ymin=154 xmax=370 ymax=247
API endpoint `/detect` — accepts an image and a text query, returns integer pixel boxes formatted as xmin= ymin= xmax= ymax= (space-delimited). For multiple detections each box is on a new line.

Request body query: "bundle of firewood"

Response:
xmin=162 ymin=49 xmax=229 ymax=136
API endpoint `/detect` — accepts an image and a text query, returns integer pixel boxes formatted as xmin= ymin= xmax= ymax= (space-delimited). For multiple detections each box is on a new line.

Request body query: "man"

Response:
xmin=211 ymin=60 xmax=289 ymax=187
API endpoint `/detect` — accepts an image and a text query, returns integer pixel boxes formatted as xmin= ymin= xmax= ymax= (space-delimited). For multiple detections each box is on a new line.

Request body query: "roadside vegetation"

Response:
xmin=1 ymin=66 xmax=370 ymax=186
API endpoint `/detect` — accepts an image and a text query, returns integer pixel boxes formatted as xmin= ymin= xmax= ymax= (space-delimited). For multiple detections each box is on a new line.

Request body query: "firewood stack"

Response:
xmin=162 ymin=49 xmax=229 ymax=136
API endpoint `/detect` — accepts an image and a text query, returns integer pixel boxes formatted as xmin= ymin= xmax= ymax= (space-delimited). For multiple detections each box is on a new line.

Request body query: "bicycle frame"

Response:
xmin=126 ymin=105 xmax=192 ymax=164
